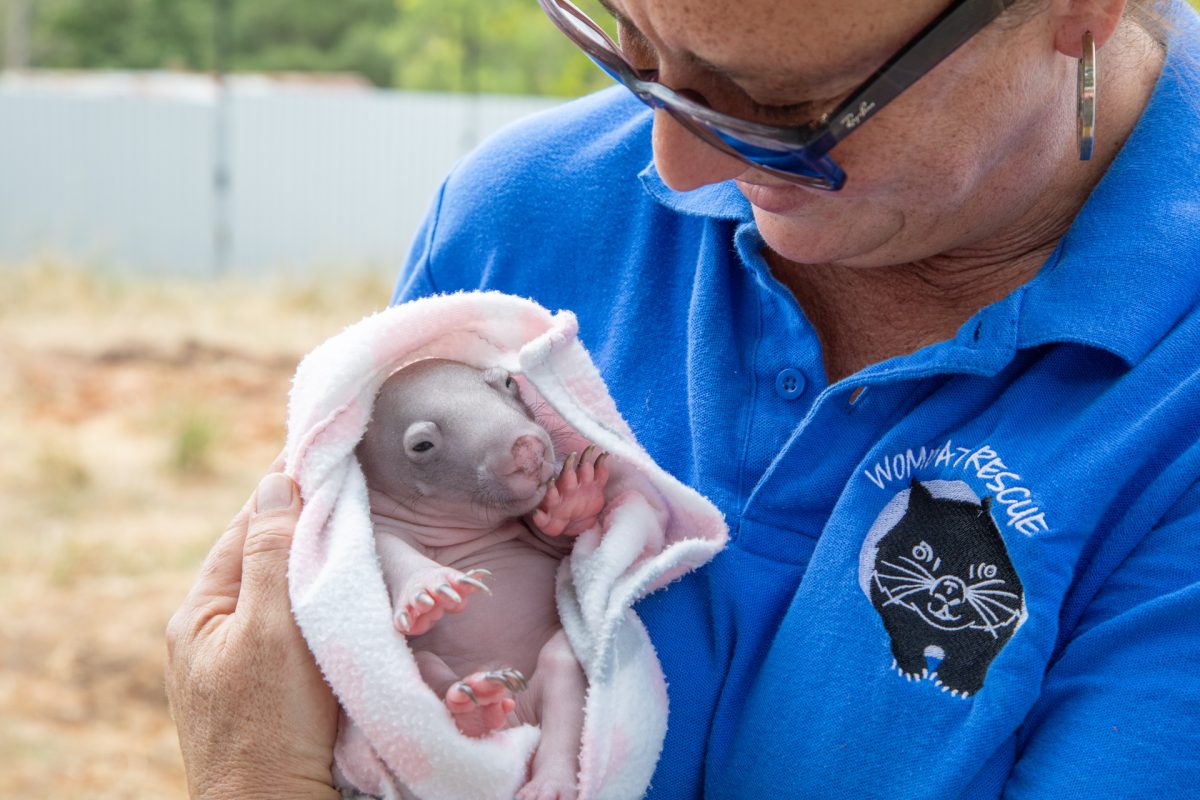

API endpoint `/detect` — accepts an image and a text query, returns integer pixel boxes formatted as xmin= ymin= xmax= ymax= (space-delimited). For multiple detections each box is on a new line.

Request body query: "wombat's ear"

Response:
xmin=403 ymin=421 xmax=442 ymax=462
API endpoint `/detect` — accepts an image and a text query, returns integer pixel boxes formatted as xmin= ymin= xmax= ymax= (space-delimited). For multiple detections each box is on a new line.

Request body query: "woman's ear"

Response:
xmin=1051 ymin=0 xmax=1129 ymax=56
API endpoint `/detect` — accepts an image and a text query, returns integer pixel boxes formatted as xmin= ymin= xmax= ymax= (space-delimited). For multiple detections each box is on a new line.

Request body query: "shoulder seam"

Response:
xmin=421 ymin=168 xmax=456 ymax=296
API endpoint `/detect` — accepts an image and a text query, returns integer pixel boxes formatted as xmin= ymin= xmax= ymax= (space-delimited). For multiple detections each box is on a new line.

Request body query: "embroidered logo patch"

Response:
xmin=858 ymin=479 xmax=1027 ymax=697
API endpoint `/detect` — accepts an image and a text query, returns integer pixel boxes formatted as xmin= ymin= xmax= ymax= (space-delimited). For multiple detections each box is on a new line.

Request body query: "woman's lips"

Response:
xmin=736 ymin=179 xmax=818 ymax=215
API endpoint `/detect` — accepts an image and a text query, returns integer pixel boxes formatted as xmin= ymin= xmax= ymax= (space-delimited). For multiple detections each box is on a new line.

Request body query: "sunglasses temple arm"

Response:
xmin=821 ymin=0 xmax=1017 ymax=145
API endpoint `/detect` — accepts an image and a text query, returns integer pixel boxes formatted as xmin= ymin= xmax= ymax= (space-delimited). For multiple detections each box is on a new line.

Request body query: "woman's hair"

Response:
xmin=1127 ymin=0 xmax=1183 ymax=46
xmin=1124 ymin=0 xmax=1199 ymax=97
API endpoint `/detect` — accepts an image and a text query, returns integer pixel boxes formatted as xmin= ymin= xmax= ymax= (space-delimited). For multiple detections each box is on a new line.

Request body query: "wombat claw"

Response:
xmin=460 ymin=568 xmax=494 ymax=595
xmin=436 ymin=584 xmax=463 ymax=603
xmin=483 ymin=668 xmax=529 ymax=693
xmin=416 ymin=591 xmax=436 ymax=608
xmin=459 ymin=575 xmax=492 ymax=594
xmin=452 ymin=681 xmax=480 ymax=705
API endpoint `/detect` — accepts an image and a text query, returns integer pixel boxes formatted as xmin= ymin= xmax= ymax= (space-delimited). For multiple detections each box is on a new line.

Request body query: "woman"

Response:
xmin=166 ymin=0 xmax=1200 ymax=796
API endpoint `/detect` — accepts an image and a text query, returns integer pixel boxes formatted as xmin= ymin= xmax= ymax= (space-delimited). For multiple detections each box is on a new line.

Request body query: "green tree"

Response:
xmin=386 ymin=0 xmax=610 ymax=96
xmin=232 ymin=0 xmax=398 ymax=87
xmin=16 ymin=0 xmax=614 ymax=97
xmin=31 ymin=0 xmax=212 ymax=70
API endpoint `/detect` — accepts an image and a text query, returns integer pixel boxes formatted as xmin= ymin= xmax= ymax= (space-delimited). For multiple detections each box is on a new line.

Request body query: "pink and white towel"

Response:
xmin=282 ymin=292 xmax=728 ymax=800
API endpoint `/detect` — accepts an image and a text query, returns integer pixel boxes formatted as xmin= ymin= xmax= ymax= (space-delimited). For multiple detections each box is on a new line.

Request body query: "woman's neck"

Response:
xmin=766 ymin=21 xmax=1164 ymax=385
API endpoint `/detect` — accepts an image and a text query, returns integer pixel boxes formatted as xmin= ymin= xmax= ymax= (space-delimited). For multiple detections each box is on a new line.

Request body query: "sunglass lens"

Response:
xmin=665 ymin=108 xmax=842 ymax=189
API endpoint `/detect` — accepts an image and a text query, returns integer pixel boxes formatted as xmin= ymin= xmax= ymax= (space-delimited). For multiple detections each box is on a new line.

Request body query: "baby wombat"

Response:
xmin=356 ymin=358 xmax=609 ymax=800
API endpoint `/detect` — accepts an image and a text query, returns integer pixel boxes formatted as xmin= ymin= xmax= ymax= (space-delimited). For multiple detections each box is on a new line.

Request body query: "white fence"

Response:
xmin=0 ymin=72 xmax=561 ymax=275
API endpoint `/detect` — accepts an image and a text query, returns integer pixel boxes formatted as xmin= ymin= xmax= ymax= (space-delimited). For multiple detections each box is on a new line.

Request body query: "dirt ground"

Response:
xmin=0 ymin=261 xmax=396 ymax=799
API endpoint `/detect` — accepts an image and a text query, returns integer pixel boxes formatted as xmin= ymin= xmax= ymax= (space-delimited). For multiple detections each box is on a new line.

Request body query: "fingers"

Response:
xmin=178 ymin=452 xmax=292 ymax=612
xmin=170 ymin=461 xmax=295 ymax=651
xmin=531 ymin=507 xmax=565 ymax=537
xmin=558 ymin=452 xmax=579 ymax=492
xmin=557 ymin=446 xmax=608 ymax=488
xmin=237 ymin=472 xmax=301 ymax=622
xmin=179 ymin=489 xmax=257 ymax=616
xmin=481 ymin=700 xmax=510 ymax=730
xmin=436 ymin=584 xmax=463 ymax=604
xmin=397 ymin=604 xmax=445 ymax=636
xmin=530 ymin=445 xmax=610 ymax=538
xmin=394 ymin=568 xmax=494 ymax=634
xmin=594 ymin=451 xmax=609 ymax=478
xmin=483 ymin=668 xmax=529 ymax=693
xmin=577 ymin=445 xmax=596 ymax=483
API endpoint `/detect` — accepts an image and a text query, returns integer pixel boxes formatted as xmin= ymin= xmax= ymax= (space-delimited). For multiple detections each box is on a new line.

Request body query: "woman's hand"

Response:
xmin=165 ymin=470 xmax=339 ymax=800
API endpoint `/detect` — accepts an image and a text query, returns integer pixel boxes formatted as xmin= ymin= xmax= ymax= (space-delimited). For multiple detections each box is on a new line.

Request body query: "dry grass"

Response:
xmin=0 ymin=259 xmax=395 ymax=799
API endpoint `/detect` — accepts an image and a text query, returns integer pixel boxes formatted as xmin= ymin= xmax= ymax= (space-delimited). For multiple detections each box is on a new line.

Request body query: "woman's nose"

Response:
xmin=651 ymin=108 xmax=747 ymax=192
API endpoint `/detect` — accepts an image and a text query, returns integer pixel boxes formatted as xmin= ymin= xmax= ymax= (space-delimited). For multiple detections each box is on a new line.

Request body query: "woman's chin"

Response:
xmin=751 ymin=202 xmax=904 ymax=268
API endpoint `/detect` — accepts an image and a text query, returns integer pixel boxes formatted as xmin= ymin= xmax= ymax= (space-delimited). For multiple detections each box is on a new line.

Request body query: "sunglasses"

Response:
xmin=537 ymin=0 xmax=1018 ymax=191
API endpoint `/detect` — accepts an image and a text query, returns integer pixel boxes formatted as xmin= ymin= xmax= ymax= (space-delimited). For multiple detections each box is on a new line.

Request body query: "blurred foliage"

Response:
xmin=3 ymin=0 xmax=614 ymax=96
xmin=169 ymin=407 xmax=222 ymax=477
xmin=25 ymin=0 xmax=214 ymax=72
xmin=387 ymin=0 xmax=610 ymax=96
xmin=231 ymin=0 xmax=399 ymax=87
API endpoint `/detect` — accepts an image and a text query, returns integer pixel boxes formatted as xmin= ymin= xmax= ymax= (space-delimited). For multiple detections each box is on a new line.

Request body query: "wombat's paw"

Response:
xmin=444 ymin=668 xmax=526 ymax=737
xmin=532 ymin=445 xmax=610 ymax=537
xmin=393 ymin=567 xmax=492 ymax=636
xmin=515 ymin=766 xmax=578 ymax=800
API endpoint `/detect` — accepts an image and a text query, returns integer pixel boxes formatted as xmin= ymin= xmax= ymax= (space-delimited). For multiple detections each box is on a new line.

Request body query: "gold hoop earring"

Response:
xmin=1078 ymin=30 xmax=1096 ymax=161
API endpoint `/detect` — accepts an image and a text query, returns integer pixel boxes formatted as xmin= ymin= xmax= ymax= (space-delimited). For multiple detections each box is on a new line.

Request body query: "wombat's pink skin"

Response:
xmin=356 ymin=359 xmax=609 ymax=800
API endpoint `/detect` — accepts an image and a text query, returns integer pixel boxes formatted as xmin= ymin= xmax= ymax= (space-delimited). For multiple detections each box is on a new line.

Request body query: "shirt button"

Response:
xmin=775 ymin=368 xmax=805 ymax=400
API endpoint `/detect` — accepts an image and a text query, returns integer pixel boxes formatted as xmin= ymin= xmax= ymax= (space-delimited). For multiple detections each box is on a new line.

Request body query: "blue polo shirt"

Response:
xmin=390 ymin=11 xmax=1200 ymax=799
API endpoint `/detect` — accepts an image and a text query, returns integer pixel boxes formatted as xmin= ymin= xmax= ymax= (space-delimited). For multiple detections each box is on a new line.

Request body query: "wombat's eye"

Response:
xmin=505 ymin=376 xmax=517 ymax=390
xmin=403 ymin=420 xmax=441 ymax=460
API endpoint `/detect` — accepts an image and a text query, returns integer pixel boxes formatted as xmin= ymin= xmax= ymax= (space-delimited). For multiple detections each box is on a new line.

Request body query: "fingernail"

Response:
xmin=256 ymin=472 xmax=295 ymax=512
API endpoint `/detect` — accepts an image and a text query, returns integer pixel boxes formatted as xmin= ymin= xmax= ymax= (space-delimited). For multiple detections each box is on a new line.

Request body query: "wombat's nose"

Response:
xmin=510 ymin=434 xmax=547 ymax=477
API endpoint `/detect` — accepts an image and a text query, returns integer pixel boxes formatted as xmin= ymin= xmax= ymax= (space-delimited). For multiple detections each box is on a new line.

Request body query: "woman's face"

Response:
xmin=613 ymin=0 xmax=1079 ymax=268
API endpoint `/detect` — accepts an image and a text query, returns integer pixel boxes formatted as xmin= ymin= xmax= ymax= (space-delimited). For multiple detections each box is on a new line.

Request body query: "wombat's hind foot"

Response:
xmin=445 ymin=668 xmax=526 ymax=737
xmin=515 ymin=766 xmax=578 ymax=800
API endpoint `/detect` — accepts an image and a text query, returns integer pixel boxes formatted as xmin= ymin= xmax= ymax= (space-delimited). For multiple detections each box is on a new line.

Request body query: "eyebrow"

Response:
xmin=594 ymin=0 xmax=753 ymax=82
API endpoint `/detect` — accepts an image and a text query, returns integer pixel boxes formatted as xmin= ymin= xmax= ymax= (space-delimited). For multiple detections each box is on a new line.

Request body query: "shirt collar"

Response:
xmin=1015 ymin=5 xmax=1200 ymax=365
xmin=637 ymin=3 xmax=1200 ymax=368
xmin=637 ymin=160 xmax=752 ymax=221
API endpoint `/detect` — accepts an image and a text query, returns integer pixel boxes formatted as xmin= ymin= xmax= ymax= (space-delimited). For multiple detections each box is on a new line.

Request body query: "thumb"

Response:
xmin=239 ymin=472 xmax=301 ymax=619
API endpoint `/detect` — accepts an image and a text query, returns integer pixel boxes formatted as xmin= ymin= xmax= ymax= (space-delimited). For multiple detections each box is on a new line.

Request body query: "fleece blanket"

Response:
xmin=283 ymin=291 xmax=728 ymax=800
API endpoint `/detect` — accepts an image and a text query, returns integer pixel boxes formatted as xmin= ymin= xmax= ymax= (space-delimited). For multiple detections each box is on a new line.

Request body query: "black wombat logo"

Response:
xmin=859 ymin=479 xmax=1026 ymax=696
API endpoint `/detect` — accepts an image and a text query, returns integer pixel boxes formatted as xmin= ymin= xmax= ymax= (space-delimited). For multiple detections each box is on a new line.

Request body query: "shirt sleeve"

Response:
xmin=390 ymin=176 xmax=450 ymax=305
xmin=1004 ymin=479 xmax=1200 ymax=798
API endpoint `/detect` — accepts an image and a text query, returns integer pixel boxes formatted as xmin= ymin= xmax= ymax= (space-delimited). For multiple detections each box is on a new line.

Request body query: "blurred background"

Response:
xmin=0 ymin=1 xmax=608 ymax=796
xmin=0 ymin=0 xmax=615 ymax=275
xmin=11 ymin=2 xmax=1189 ymax=796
